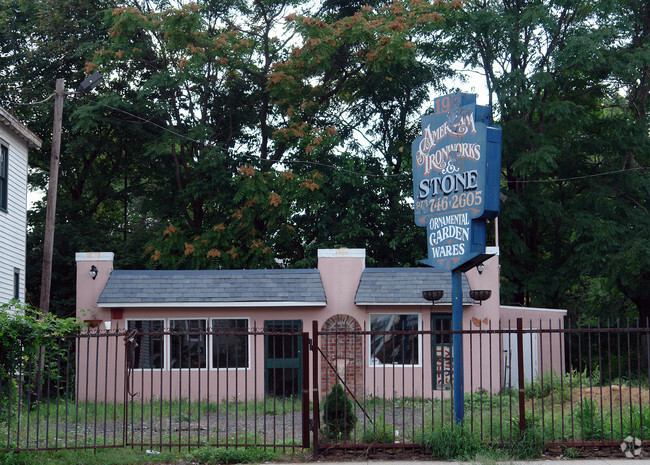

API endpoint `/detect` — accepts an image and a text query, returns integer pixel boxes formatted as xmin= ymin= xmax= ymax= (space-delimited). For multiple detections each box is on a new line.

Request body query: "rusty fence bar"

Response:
xmin=0 ymin=326 xmax=310 ymax=452
xmin=312 ymin=318 xmax=650 ymax=452
xmin=1 ymin=320 xmax=650 ymax=453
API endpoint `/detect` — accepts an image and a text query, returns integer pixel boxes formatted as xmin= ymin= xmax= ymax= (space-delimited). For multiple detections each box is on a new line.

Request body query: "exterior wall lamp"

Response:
xmin=90 ymin=265 xmax=98 ymax=280
xmin=476 ymin=263 xmax=485 ymax=274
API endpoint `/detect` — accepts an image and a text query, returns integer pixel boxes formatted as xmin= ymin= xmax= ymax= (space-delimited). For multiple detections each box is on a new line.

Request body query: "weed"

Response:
xmin=563 ymin=446 xmax=583 ymax=458
xmin=508 ymin=427 xmax=545 ymax=459
xmin=628 ymin=405 xmax=650 ymax=439
xmin=574 ymin=398 xmax=607 ymax=440
xmin=418 ymin=425 xmax=486 ymax=460
xmin=524 ymin=368 xmax=601 ymax=401
xmin=360 ymin=415 xmax=396 ymax=443
xmin=0 ymin=449 xmax=178 ymax=465
xmin=191 ymin=446 xmax=275 ymax=464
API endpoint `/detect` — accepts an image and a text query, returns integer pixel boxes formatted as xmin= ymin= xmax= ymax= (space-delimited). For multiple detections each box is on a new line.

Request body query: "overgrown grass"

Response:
xmin=0 ymin=448 xmax=180 ymax=465
xmin=191 ymin=446 xmax=276 ymax=464
xmin=3 ymin=370 xmax=650 ymax=456
xmin=0 ymin=396 xmax=305 ymax=428
xmin=417 ymin=424 xmax=487 ymax=460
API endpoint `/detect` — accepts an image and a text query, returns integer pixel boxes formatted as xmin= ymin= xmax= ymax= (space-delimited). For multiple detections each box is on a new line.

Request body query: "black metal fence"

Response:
xmin=1 ymin=319 xmax=649 ymax=454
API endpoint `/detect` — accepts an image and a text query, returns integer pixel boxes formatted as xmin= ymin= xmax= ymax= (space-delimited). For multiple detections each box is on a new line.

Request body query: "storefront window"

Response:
xmin=170 ymin=319 xmax=207 ymax=369
xmin=370 ymin=314 xmax=420 ymax=365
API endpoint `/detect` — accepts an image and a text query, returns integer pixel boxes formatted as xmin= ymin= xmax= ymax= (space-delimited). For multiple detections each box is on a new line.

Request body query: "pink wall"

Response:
xmin=462 ymin=252 xmax=502 ymax=393
xmin=75 ymin=248 xmax=563 ymax=403
xmin=500 ymin=305 xmax=567 ymax=379
xmin=76 ymin=252 xmax=113 ymax=327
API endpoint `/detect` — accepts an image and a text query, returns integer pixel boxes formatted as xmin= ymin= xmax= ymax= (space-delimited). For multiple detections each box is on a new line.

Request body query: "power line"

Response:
xmin=14 ymin=94 xmax=649 ymax=184
xmin=97 ymin=100 xmax=408 ymax=178
xmin=13 ymin=93 xmax=56 ymax=106
xmin=98 ymin=101 xmax=649 ymax=183
xmin=507 ymin=167 xmax=649 ymax=184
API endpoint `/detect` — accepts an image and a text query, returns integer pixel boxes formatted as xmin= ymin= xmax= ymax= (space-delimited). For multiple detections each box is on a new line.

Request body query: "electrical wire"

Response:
xmin=97 ymin=100 xmax=409 ymax=178
xmin=96 ymin=100 xmax=649 ymax=184
xmin=13 ymin=93 xmax=56 ymax=106
xmin=12 ymin=94 xmax=649 ymax=184
xmin=506 ymin=166 xmax=649 ymax=184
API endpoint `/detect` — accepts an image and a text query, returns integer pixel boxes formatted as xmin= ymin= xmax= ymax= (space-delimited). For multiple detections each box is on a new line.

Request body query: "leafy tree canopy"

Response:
xmin=0 ymin=0 xmax=648 ymax=323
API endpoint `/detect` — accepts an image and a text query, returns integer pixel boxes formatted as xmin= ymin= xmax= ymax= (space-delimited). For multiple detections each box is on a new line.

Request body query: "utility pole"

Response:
xmin=38 ymin=72 xmax=102 ymax=315
xmin=39 ymin=78 xmax=64 ymax=315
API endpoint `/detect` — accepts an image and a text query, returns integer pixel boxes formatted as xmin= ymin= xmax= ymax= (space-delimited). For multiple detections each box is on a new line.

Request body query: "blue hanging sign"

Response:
xmin=412 ymin=92 xmax=501 ymax=271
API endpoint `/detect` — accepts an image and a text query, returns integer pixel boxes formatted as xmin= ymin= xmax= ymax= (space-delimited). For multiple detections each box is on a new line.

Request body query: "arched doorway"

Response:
xmin=320 ymin=315 xmax=363 ymax=397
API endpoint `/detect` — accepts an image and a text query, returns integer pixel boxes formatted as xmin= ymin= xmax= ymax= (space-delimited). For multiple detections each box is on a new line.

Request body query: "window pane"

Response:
xmin=13 ymin=271 xmax=19 ymax=301
xmin=170 ymin=320 xmax=206 ymax=369
xmin=266 ymin=321 xmax=300 ymax=359
xmin=127 ymin=320 xmax=164 ymax=369
xmin=0 ymin=145 xmax=7 ymax=210
xmin=433 ymin=316 xmax=452 ymax=343
xmin=370 ymin=314 xmax=419 ymax=365
xmin=212 ymin=319 xmax=248 ymax=369
xmin=431 ymin=315 xmax=453 ymax=389
xmin=0 ymin=145 xmax=6 ymax=177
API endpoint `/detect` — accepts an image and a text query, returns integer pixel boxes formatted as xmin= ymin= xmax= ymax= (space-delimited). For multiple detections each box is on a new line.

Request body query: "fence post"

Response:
xmin=123 ymin=331 xmax=132 ymax=447
xmin=312 ymin=320 xmax=320 ymax=459
xmin=517 ymin=317 xmax=526 ymax=436
xmin=301 ymin=332 xmax=310 ymax=449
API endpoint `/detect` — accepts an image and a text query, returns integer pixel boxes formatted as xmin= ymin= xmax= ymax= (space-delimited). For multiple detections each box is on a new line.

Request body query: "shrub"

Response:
xmin=0 ymin=303 xmax=81 ymax=420
xmin=322 ymin=383 xmax=356 ymax=441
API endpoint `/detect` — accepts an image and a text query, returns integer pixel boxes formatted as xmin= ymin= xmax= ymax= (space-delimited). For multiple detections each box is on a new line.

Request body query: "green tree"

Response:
xmin=451 ymin=0 xmax=649 ymax=320
xmin=0 ymin=0 xmax=164 ymax=315
xmin=95 ymin=0 xmax=454 ymax=268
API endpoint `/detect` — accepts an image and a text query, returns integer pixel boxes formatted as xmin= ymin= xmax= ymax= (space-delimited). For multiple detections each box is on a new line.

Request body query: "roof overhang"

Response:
xmin=0 ymin=107 xmax=42 ymax=149
xmin=500 ymin=305 xmax=567 ymax=314
xmin=356 ymin=302 xmax=472 ymax=306
xmin=98 ymin=301 xmax=327 ymax=308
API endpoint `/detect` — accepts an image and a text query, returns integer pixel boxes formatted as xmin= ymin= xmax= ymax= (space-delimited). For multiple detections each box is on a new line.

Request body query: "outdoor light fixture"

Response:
xmin=77 ymin=71 xmax=104 ymax=93
xmin=469 ymin=289 xmax=491 ymax=305
xmin=422 ymin=290 xmax=444 ymax=303
xmin=476 ymin=263 xmax=485 ymax=274
xmin=90 ymin=265 xmax=98 ymax=280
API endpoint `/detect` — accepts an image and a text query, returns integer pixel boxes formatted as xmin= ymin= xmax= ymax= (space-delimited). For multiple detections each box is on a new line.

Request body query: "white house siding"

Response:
xmin=0 ymin=109 xmax=41 ymax=309
xmin=0 ymin=130 xmax=29 ymax=306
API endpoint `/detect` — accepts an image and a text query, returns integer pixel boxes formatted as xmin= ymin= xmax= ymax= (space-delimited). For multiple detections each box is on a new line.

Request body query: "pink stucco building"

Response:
xmin=75 ymin=248 xmax=565 ymax=402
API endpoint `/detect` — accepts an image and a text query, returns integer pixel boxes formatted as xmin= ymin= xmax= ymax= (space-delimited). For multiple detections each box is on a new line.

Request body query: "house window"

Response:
xmin=212 ymin=318 xmax=249 ymax=369
xmin=13 ymin=269 xmax=19 ymax=301
xmin=170 ymin=319 xmax=207 ymax=369
xmin=126 ymin=320 xmax=164 ymax=369
xmin=431 ymin=314 xmax=452 ymax=389
xmin=0 ymin=144 xmax=8 ymax=211
xmin=370 ymin=314 xmax=420 ymax=366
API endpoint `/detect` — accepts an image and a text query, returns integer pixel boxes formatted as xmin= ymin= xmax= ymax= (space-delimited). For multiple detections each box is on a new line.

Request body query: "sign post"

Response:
xmin=411 ymin=92 xmax=501 ymax=423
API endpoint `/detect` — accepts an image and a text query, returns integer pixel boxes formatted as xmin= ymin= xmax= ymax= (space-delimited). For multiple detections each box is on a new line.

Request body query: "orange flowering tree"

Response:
xmin=90 ymin=0 xmax=456 ymax=268
xmin=144 ymin=166 xmax=324 ymax=269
